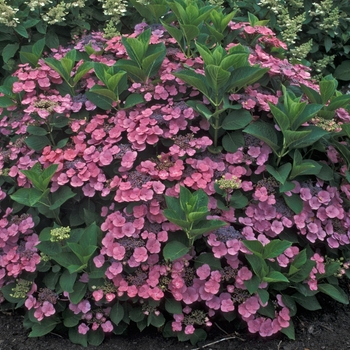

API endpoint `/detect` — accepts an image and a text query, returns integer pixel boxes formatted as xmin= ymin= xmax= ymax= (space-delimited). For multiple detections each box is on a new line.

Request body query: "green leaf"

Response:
xmin=188 ymin=219 xmax=226 ymax=238
xmin=257 ymin=289 xmax=270 ymax=305
xmin=186 ymin=100 xmax=213 ymax=119
xmin=59 ymin=269 xmax=77 ymax=293
xmin=26 ymin=125 xmax=48 ymax=136
xmin=179 ymin=185 xmax=193 ymax=212
xmin=85 ymin=86 xmax=116 ymax=110
xmin=243 ymin=121 xmax=280 ymax=153
xmin=244 ymin=275 xmax=260 ymax=294
xmin=289 ymin=126 xmax=328 ymax=149
xmin=245 ymin=254 xmax=268 ymax=280
xmin=290 ymin=160 xmax=322 ymax=179
xmin=229 ymin=190 xmax=248 ymax=209
xmin=292 ymin=293 xmax=322 ymax=310
xmin=173 ymin=70 xmax=209 ymax=98
xmin=280 ymin=321 xmax=295 ymax=340
xmin=63 ymin=309 xmax=81 ymax=327
xmin=33 ymin=38 xmax=46 ymax=58
xmin=269 ymin=103 xmax=290 ymax=132
xmin=334 ymin=60 xmax=350 ymax=81
xmin=69 ymin=281 xmax=87 ymax=304
xmin=205 ymin=64 xmax=230 ymax=97
xmin=288 ymin=249 xmax=307 ymax=275
xmin=69 ymin=327 xmax=88 ymax=347
xmin=148 ymin=312 xmax=165 ymax=328
xmin=129 ymin=307 xmax=145 ymax=323
xmin=80 ymin=222 xmax=99 ymax=248
xmin=300 ymin=84 xmax=322 ymax=104
xmin=283 ymin=130 xmax=311 ymax=149
xmin=51 ymin=252 xmax=82 ymax=270
xmin=163 ymin=209 xmax=191 ymax=229
xmin=319 ymin=76 xmax=337 ymax=103
xmin=44 ymin=58 xmax=70 ymax=83
xmin=110 ymin=302 xmax=125 ymax=326
xmin=221 ymin=109 xmax=253 ymax=130
xmin=87 ymin=328 xmax=105 ymax=346
xmin=73 ymin=61 xmax=94 ymax=84
xmin=228 ymin=66 xmax=269 ymax=92
xmin=194 ymin=252 xmax=222 ymax=270
xmin=3 ymin=43 xmax=20 ymax=63
xmin=165 ymin=299 xmax=183 ymax=314
xmin=263 ymin=240 xmax=292 ymax=259
xmin=188 ymin=328 xmax=207 ymax=346
xmin=14 ymin=24 xmax=28 ymax=38
xmin=243 ymin=240 xmax=264 ymax=256
xmin=222 ymin=131 xmax=245 ymax=152
xmin=123 ymin=93 xmax=145 ymax=109
xmin=265 ymin=163 xmax=291 ymax=185
xmin=10 ymin=188 xmax=46 ymax=207
xmin=290 ymin=104 xmax=323 ymax=130
xmin=50 ymin=186 xmax=76 ymax=210
xmin=318 ymin=284 xmax=349 ymax=304
xmin=25 ymin=135 xmax=51 ymax=151
xmin=29 ymin=320 xmax=58 ymax=337
xmin=327 ymin=94 xmax=350 ymax=110
xmin=263 ymin=271 xmax=289 ymax=283
xmin=0 ymin=96 xmax=15 ymax=107
xmin=161 ymin=21 xmax=183 ymax=47
xmin=37 ymin=241 xmax=62 ymax=256
xmin=163 ymin=241 xmax=190 ymax=261
xmin=283 ymin=193 xmax=303 ymax=214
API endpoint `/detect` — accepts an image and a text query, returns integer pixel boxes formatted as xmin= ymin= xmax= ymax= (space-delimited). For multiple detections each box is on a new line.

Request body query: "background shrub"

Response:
xmin=224 ymin=0 xmax=350 ymax=83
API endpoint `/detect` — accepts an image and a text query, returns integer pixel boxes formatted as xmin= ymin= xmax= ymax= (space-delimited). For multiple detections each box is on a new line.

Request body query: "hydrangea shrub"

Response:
xmin=1 ymin=0 xmax=350 ymax=346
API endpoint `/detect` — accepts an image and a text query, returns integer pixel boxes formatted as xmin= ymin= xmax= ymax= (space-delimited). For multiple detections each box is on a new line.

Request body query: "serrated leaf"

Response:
xmin=173 ymin=70 xmax=209 ymax=98
xmin=163 ymin=241 xmax=189 ymax=261
xmin=263 ymin=240 xmax=292 ymax=259
xmin=292 ymin=293 xmax=322 ymax=310
xmin=263 ymin=271 xmax=289 ymax=283
xmin=243 ymin=240 xmax=264 ymax=256
xmin=222 ymin=130 xmax=245 ymax=152
xmin=318 ymin=284 xmax=349 ymax=304
xmin=110 ymin=302 xmax=124 ymax=326
xmin=194 ymin=252 xmax=222 ymax=270
xmin=29 ymin=320 xmax=58 ymax=337
xmin=123 ymin=93 xmax=145 ymax=109
xmin=265 ymin=163 xmax=291 ymax=185
xmin=283 ymin=193 xmax=303 ymax=214
xmin=334 ymin=60 xmax=350 ymax=81
xmin=243 ymin=121 xmax=280 ymax=153
xmin=221 ymin=109 xmax=253 ymax=130
xmin=0 ymin=95 xmax=15 ymax=107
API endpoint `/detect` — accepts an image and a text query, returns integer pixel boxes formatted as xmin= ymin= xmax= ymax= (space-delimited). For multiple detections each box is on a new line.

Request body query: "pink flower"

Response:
xmin=196 ymin=264 xmax=211 ymax=280
xmin=101 ymin=320 xmax=113 ymax=332
xmin=78 ymin=323 xmax=90 ymax=335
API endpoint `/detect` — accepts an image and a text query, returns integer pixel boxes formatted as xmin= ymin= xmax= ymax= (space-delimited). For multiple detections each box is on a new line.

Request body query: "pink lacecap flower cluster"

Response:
xmin=0 ymin=208 xmax=39 ymax=288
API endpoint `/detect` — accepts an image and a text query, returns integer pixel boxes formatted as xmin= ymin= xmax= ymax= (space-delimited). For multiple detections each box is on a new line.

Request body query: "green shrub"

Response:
xmin=0 ymin=0 xmax=142 ymax=80
xmin=223 ymin=0 xmax=350 ymax=83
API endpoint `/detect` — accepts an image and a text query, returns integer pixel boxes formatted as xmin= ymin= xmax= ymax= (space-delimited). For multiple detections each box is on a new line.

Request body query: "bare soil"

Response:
xmin=1 ymin=291 xmax=350 ymax=350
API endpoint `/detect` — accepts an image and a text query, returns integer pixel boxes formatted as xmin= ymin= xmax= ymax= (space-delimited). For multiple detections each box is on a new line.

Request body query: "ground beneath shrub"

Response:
xmin=1 ymin=291 xmax=350 ymax=350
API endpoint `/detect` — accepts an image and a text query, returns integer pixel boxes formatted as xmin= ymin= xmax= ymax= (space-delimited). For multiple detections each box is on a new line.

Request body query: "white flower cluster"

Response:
xmin=98 ymin=0 xmax=128 ymax=19
xmin=0 ymin=0 xmax=19 ymax=27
